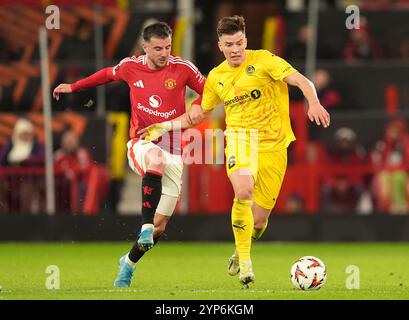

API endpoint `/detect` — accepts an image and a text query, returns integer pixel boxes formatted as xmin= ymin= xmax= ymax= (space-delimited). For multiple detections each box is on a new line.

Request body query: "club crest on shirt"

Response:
xmin=250 ymin=89 xmax=261 ymax=100
xmin=228 ymin=156 xmax=236 ymax=169
xmin=246 ymin=65 xmax=255 ymax=75
xmin=164 ymin=78 xmax=177 ymax=90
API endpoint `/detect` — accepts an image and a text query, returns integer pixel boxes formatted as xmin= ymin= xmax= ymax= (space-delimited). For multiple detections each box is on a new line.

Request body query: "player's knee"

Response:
xmin=254 ymin=218 xmax=267 ymax=229
xmin=235 ymin=187 xmax=253 ymax=200
xmin=145 ymin=149 xmax=166 ymax=172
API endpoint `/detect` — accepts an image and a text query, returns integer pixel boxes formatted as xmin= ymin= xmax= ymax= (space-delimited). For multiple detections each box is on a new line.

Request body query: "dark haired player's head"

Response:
xmin=142 ymin=22 xmax=173 ymax=70
xmin=216 ymin=15 xmax=246 ymax=38
xmin=142 ymin=22 xmax=172 ymax=41
xmin=216 ymin=16 xmax=248 ymax=67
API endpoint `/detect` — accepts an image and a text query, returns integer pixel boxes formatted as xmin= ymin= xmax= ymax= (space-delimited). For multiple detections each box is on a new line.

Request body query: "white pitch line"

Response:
xmin=66 ymin=288 xmax=277 ymax=294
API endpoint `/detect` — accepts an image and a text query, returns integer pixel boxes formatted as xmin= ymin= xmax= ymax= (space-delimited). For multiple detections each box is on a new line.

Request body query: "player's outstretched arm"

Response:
xmin=284 ymin=72 xmax=330 ymax=128
xmin=53 ymin=83 xmax=72 ymax=101
xmin=137 ymin=104 xmax=211 ymax=141
xmin=53 ymin=67 xmax=118 ymax=102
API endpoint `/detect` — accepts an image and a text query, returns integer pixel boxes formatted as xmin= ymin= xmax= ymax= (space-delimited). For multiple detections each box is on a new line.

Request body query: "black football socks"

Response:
xmin=128 ymin=236 xmax=161 ymax=263
xmin=141 ymin=170 xmax=162 ymax=227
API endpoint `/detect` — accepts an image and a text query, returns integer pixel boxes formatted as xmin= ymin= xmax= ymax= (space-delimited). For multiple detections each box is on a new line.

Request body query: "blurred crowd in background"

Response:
xmin=0 ymin=0 xmax=409 ymax=216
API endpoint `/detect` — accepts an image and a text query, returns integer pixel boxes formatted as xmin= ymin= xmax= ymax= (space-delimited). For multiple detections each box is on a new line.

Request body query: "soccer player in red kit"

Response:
xmin=53 ymin=22 xmax=205 ymax=287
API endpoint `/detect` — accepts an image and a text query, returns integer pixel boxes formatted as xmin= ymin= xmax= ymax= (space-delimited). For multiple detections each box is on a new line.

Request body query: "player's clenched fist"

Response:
xmin=188 ymin=104 xmax=204 ymax=125
xmin=53 ymin=83 xmax=72 ymax=101
xmin=137 ymin=121 xmax=172 ymax=142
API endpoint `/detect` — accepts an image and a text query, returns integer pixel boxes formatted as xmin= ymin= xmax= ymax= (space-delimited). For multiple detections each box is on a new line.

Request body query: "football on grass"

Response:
xmin=290 ymin=256 xmax=327 ymax=290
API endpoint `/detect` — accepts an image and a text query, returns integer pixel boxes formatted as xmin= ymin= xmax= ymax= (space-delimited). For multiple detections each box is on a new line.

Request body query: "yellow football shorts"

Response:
xmin=225 ymin=141 xmax=288 ymax=210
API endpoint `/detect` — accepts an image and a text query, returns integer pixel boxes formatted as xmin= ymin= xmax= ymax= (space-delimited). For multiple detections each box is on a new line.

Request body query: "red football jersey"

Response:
xmin=71 ymin=54 xmax=205 ymax=154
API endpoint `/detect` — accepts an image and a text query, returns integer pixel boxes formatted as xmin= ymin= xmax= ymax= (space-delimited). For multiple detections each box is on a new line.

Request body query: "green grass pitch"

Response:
xmin=0 ymin=242 xmax=408 ymax=300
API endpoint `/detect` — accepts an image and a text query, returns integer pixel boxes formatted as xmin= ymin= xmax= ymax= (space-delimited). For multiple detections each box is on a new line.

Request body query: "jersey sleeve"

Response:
xmin=261 ymin=50 xmax=297 ymax=81
xmin=70 ymin=67 xmax=115 ymax=92
xmin=70 ymin=57 xmax=129 ymax=92
xmin=184 ymin=61 xmax=206 ymax=94
xmin=201 ymin=71 xmax=221 ymax=111
xmin=111 ymin=57 xmax=130 ymax=81
xmin=181 ymin=60 xmax=206 ymax=106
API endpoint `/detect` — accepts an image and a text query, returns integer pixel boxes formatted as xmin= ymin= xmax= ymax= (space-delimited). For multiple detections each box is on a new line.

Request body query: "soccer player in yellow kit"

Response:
xmin=139 ymin=15 xmax=330 ymax=286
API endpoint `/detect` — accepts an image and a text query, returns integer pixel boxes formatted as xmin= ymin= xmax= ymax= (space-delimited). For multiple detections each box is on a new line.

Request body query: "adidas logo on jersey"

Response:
xmin=133 ymin=80 xmax=144 ymax=88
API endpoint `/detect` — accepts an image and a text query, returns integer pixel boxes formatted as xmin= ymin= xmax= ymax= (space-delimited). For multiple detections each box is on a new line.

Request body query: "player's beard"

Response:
xmin=154 ymin=56 xmax=168 ymax=69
